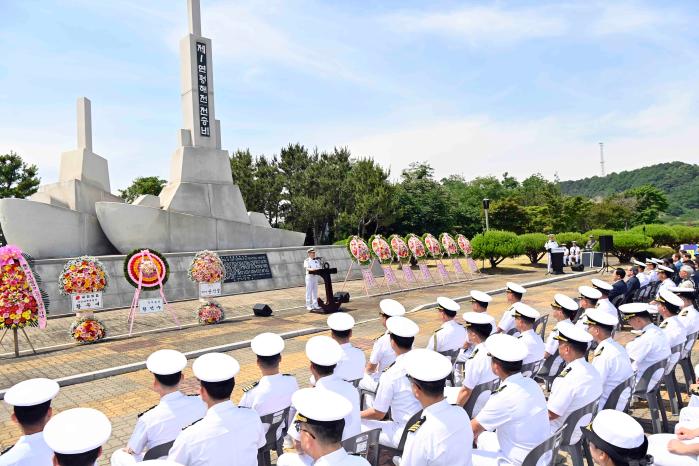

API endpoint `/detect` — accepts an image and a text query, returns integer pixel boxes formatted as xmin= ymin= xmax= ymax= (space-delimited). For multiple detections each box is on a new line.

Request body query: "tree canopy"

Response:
xmin=0 ymin=152 xmax=40 ymax=199
xmin=118 ymin=176 xmax=166 ymax=203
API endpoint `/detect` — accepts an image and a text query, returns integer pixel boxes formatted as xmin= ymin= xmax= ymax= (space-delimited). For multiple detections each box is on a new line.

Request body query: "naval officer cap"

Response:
xmin=552 ymin=293 xmax=579 ymax=312
xmin=306 ymin=335 xmax=342 ymax=366
xmin=632 ymin=259 xmax=646 ymax=267
xmin=506 ymin=282 xmax=527 ymax=295
xmin=193 ymin=353 xmax=240 ymax=382
xmin=657 ymin=265 xmax=674 ymax=273
xmin=512 ymin=302 xmax=540 ymax=320
xmin=581 ymin=410 xmax=648 ymax=464
xmin=644 ymin=258 xmax=655 ymax=264
xmin=470 ymin=290 xmax=492 ymax=305
xmin=591 ymin=278 xmax=613 ymax=292
xmin=619 ymin=302 xmax=657 ymax=316
xmin=146 ymin=349 xmax=187 ymax=376
xmin=251 ymin=332 xmax=285 ymax=357
xmin=554 ymin=322 xmax=593 ymax=344
xmin=579 ymin=285 xmax=602 ymax=300
xmin=437 ymin=296 xmax=460 ymax=313
xmin=293 ymin=388 xmax=352 ymax=424
xmin=584 ymin=308 xmax=619 ymax=328
xmin=43 ymin=408 xmax=111 ymax=455
xmin=307 ymin=247 xmax=315 ymax=253
xmin=657 ymin=287 xmax=684 ymax=309
xmin=379 ymin=298 xmax=406 ymax=317
xmin=386 ymin=316 xmax=419 ymax=338
xmin=484 ymin=333 xmax=527 ymax=362
xmin=671 ymin=285 xmax=696 ymax=294
xmin=405 ymin=349 xmax=452 ymax=382
xmin=650 ymin=258 xmax=663 ymax=265
xmin=327 ymin=312 xmax=355 ymax=331
xmin=462 ymin=311 xmax=493 ymax=326
xmin=4 ymin=378 xmax=60 ymax=407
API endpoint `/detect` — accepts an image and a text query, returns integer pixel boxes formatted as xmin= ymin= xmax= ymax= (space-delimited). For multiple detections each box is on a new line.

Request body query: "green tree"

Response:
xmin=609 ymin=232 xmax=653 ymax=263
xmin=471 ymin=230 xmax=524 ymax=268
xmin=118 ymin=176 xmax=166 ymax=203
xmin=630 ymin=224 xmax=678 ymax=248
xmin=489 ymin=197 xmax=530 ymax=234
xmin=229 ymin=149 xmax=260 ymax=210
xmin=625 ymin=185 xmax=669 ymax=224
xmin=671 ymin=225 xmax=699 ymax=247
xmin=392 ymin=163 xmax=451 ymax=235
xmin=0 ymin=152 xmax=40 ymax=199
xmin=518 ymin=233 xmax=547 ymax=264
xmin=589 ymin=195 xmax=636 ymax=230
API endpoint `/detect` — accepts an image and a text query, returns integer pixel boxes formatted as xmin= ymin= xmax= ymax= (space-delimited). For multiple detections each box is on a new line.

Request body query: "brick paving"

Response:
xmin=2 ymin=264 xmax=674 ymax=466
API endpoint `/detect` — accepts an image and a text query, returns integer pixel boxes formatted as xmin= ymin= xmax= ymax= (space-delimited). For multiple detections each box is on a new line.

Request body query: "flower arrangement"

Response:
xmin=58 ymin=256 xmax=108 ymax=296
xmin=124 ymin=249 xmax=170 ymax=290
xmin=439 ymin=233 xmax=459 ymax=257
xmin=456 ymin=234 xmax=472 ymax=256
xmin=197 ymin=301 xmax=224 ymax=325
xmin=369 ymin=235 xmax=393 ymax=265
xmin=405 ymin=234 xmax=427 ymax=261
xmin=70 ymin=316 xmax=106 ymax=344
xmin=422 ymin=233 xmax=443 ymax=258
xmin=188 ymin=250 xmax=225 ymax=284
xmin=346 ymin=236 xmax=372 ymax=266
xmin=388 ymin=235 xmax=411 ymax=263
xmin=0 ymin=245 xmax=47 ymax=330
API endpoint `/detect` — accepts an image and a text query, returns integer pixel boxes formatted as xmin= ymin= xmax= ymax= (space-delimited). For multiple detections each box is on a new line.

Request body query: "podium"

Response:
xmin=309 ymin=263 xmax=341 ymax=313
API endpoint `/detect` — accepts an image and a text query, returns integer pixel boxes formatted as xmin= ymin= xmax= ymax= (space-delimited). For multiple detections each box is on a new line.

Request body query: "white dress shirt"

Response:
xmin=543 ymin=319 xmax=570 ymax=376
xmin=446 ymin=342 xmax=497 ymax=416
xmin=518 ymin=329 xmax=545 ymax=365
xmin=168 ymin=401 xmax=265 ymax=466
xmin=336 ymin=343 xmax=366 ymax=382
xmin=680 ymin=305 xmax=699 ymax=335
xmin=315 ymin=448 xmax=370 ymax=466
xmin=596 ymin=299 xmax=618 ymax=321
xmin=239 ymin=373 xmax=298 ymax=417
xmin=497 ymin=305 xmax=516 ymax=333
xmin=303 ymin=258 xmax=321 ymax=275
xmin=626 ymin=323 xmax=671 ymax=388
xmin=0 ymin=432 xmax=53 ymax=466
xmin=548 ymin=358 xmax=603 ymax=443
xmin=426 ymin=319 xmax=467 ymax=352
xmin=637 ymin=272 xmax=650 ymax=288
xmin=401 ymin=399 xmax=473 ymax=466
xmin=660 ymin=315 xmax=688 ymax=369
xmin=590 ymin=338 xmax=634 ymax=410
xmin=276 ymin=452 xmax=313 ymax=466
xmin=369 ymin=332 xmax=396 ymax=375
xmin=315 ymin=374 xmax=361 ymax=440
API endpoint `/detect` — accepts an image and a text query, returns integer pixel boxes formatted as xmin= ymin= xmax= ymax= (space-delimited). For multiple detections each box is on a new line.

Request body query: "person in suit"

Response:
xmin=609 ymin=268 xmax=628 ymax=301
xmin=624 ymin=265 xmax=641 ymax=298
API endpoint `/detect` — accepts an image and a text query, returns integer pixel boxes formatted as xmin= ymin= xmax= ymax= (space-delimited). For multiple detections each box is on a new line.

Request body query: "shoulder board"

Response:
xmin=243 ymin=381 xmax=260 ymax=392
xmin=137 ymin=404 xmax=157 ymax=418
xmin=593 ymin=345 xmax=605 ymax=357
xmin=408 ymin=416 xmax=426 ymax=433
xmin=467 ymin=348 xmax=479 ymax=360
xmin=558 ymin=367 xmax=572 ymax=378
xmin=433 ymin=327 xmax=443 ymax=333
xmin=680 ymin=310 xmax=689 ymax=317
xmin=492 ymin=384 xmax=507 ymax=394
xmin=187 ymin=394 xmax=199 ymax=397
xmin=691 ymin=387 xmax=699 ymax=397
xmin=516 ymin=335 xmax=523 ymax=339
xmin=659 ymin=321 xmax=668 ymax=329
xmin=383 ymin=361 xmax=396 ymax=373
xmin=182 ymin=417 xmax=203 ymax=430
xmin=1 ymin=444 xmax=15 ymax=455
xmin=282 ymin=373 xmax=294 ymax=377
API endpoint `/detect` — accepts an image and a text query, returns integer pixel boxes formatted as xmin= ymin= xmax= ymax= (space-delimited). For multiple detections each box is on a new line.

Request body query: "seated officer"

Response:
xmin=584 ymin=410 xmax=652 ymax=466
xmin=576 ymin=286 xmax=602 ymax=328
xmin=44 ymin=407 xmax=112 ymax=466
xmin=426 ymin=296 xmax=466 ymax=353
xmin=547 ymin=323 xmax=602 ymax=442
xmin=512 ymin=302 xmax=544 ymax=366
xmin=305 ymin=335 xmax=360 ymax=440
xmin=591 ymin=278 xmax=619 ymax=321
xmin=656 ymin=288 xmax=688 ymax=370
xmin=168 ymin=353 xmax=265 ymax=466
xmin=1 ymin=378 xmax=59 ymax=465
xmin=276 ymin=422 xmax=313 ymax=466
xmin=584 ymin=309 xmax=633 ymax=410
xmin=495 ymin=282 xmax=527 ymax=334
xmin=292 ymin=388 xmax=370 ymax=466
xmin=471 ymin=334 xmax=550 ymax=466
xmin=456 ymin=291 xmax=496 ymax=368
xmin=620 ymin=303 xmax=671 ymax=387
xmin=359 ymin=299 xmax=405 ymax=392
xmin=633 ymin=260 xmax=650 ymax=288
xmin=361 ymin=316 xmax=422 ymax=448
xmin=327 ymin=313 xmax=366 ymax=383
xmin=543 ymin=294 xmax=579 ymax=376
xmin=112 ymin=349 xmax=207 ymax=464
xmin=674 ymin=286 xmax=699 ymax=336
xmin=400 ymin=349 xmax=473 ymax=466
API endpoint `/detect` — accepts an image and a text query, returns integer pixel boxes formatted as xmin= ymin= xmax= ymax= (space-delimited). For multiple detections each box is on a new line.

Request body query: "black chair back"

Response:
xmin=464 ymin=378 xmax=499 ymax=418
xmin=342 ymin=428 xmax=381 ymax=465
xmin=143 ymin=440 xmax=175 ymax=460
xmin=560 ymin=399 xmax=599 ymax=447
xmin=257 ymin=407 xmax=291 ymax=466
xmin=521 ymin=424 xmax=566 ymax=466
xmin=603 ymin=376 xmax=634 ymax=411
xmin=534 ymin=314 xmax=549 ymax=340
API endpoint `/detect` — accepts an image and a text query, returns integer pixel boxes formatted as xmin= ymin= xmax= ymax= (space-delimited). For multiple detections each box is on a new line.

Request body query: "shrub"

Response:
xmin=556 ymin=232 xmax=586 ymax=247
xmin=671 ymin=225 xmax=699 ymax=248
xmin=333 ymin=238 xmax=348 ymax=246
xmin=630 ymin=224 xmax=678 ymax=248
xmin=636 ymin=247 xmax=675 ymax=261
xmin=608 ymin=232 xmax=653 ymax=263
xmin=471 ymin=230 xmax=524 ymax=268
xmin=518 ymin=233 xmax=548 ymax=264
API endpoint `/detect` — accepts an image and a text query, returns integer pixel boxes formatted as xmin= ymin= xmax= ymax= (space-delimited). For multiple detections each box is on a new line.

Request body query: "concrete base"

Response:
xmin=33 ymin=245 xmax=368 ymax=316
xmin=0 ymin=198 xmax=117 ymax=258
xmin=30 ymin=179 xmax=122 ymax=216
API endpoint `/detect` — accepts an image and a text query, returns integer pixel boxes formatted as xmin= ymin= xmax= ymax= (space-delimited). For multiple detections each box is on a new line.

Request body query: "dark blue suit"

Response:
xmin=608 ymin=279 xmax=627 ymax=301
xmin=624 ymin=276 xmax=640 ymax=298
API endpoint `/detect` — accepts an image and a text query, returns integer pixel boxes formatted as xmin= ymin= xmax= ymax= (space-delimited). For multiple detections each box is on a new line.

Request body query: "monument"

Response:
xmin=0 ymin=0 xmax=305 ymax=259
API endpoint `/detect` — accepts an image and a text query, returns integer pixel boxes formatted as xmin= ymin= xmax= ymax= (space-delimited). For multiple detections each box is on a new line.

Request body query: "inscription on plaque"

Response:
xmin=221 ymin=254 xmax=273 ymax=283
xmin=196 ymin=41 xmax=210 ymax=137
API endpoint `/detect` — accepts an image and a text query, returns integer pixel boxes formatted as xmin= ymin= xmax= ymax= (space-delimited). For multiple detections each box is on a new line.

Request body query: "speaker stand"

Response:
xmin=599 ymin=251 xmax=612 ymax=274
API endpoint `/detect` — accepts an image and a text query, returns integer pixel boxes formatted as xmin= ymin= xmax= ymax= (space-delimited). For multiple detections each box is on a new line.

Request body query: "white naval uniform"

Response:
xmin=400 ymin=399 xmax=473 ymax=466
xmin=648 ymin=270 xmax=659 ymax=283
xmin=0 ymin=432 xmax=53 ymax=466
xmin=472 ymin=373 xmax=550 ymax=466
xmin=446 ymin=343 xmax=497 ymax=417
xmin=497 ymin=305 xmax=517 ymax=334
xmin=276 ymin=452 xmax=313 ymax=466
xmin=358 ymin=332 xmax=396 ymax=391
xmin=569 ymin=246 xmax=581 ymax=264
xmin=660 ymin=315 xmax=688 ymax=369
xmin=426 ymin=319 xmax=467 ymax=353
xmin=656 ymin=278 xmax=676 ymax=298
xmin=315 ymin=448 xmax=370 ymax=466
xmin=304 ymin=257 xmax=321 ymax=310
xmin=168 ymin=401 xmax=265 ymax=466
xmin=336 ymin=343 xmax=366 ymax=383
xmin=638 ymin=272 xmax=650 ymax=288
xmin=595 ymin=299 xmax=618 ymax=322
xmin=315 ymin=374 xmax=361 ymax=440
xmin=111 ymin=391 xmax=207 ymax=465
xmin=679 ymin=305 xmax=699 ymax=336
xmin=518 ymin=329 xmax=545 ymax=365
xmin=456 ymin=314 xmax=497 ymax=365
xmin=361 ymin=353 xmax=421 ymax=447
xmin=647 ymin=406 xmax=699 ymax=466
xmin=626 ymin=323 xmax=671 ymax=388
xmin=590 ymin=337 xmax=634 ymax=410
xmin=547 ymin=358 xmax=603 ymax=444
xmin=543 ymin=319 xmax=570 ymax=376
xmin=239 ymin=373 xmax=298 ymax=416
xmin=545 ymin=240 xmax=559 ymax=272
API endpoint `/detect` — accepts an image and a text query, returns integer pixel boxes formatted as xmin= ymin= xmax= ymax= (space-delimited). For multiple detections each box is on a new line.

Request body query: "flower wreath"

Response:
xmin=455 ymin=234 xmax=473 ymax=256
xmin=188 ymin=250 xmax=225 ymax=284
xmin=58 ymin=256 xmax=109 ymax=296
xmin=405 ymin=233 xmax=427 ymax=261
xmin=197 ymin=300 xmax=225 ymax=325
xmin=388 ymin=234 xmax=411 ymax=264
xmin=346 ymin=236 xmax=372 ymax=266
xmin=70 ymin=316 xmax=106 ymax=344
xmin=368 ymin=234 xmax=393 ymax=265
xmin=124 ymin=249 xmax=170 ymax=290
xmin=0 ymin=245 xmax=49 ymax=330
xmin=422 ymin=233 xmax=443 ymax=258
xmin=439 ymin=233 xmax=460 ymax=257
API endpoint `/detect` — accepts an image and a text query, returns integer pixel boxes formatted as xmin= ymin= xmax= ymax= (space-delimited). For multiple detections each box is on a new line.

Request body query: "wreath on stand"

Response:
xmin=124 ymin=249 xmax=170 ymax=289
xmin=439 ymin=233 xmax=460 ymax=257
xmin=405 ymin=233 xmax=427 ymax=261
xmin=422 ymin=233 xmax=443 ymax=259
xmin=455 ymin=234 xmax=473 ymax=256
xmin=368 ymin=235 xmax=393 ymax=265
xmin=346 ymin=236 xmax=372 ymax=266
xmin=59 ymin=256 xmax=109 ymax=344
xmin=189 ymin=250 xmax=226 ymax=325
xmin=388 ymin=235 xmax=411 ymax=264
xmin=0 ymin=246 xmax=48 ymax=331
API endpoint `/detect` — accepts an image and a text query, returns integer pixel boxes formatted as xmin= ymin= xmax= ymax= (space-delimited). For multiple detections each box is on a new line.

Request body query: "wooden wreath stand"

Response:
xmin=0 ymin=327 xmax=38 ymax=358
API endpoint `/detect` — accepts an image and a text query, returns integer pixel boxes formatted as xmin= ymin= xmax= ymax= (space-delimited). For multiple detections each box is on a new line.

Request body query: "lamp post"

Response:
xmin=482 ymin=198 xmax=490 ymax=231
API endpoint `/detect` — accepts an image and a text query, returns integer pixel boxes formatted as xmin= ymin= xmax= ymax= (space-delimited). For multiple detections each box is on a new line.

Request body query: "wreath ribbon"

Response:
xmin=128 ymin=249 xmax=179 ymax=335
xmin=18 ymin=257 xmax=47 ymax=329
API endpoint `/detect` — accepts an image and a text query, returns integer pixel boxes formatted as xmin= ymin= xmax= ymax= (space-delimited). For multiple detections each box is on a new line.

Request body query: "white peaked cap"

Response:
xmin=658 ymin=265 xmax=674 ymax=273
xmin=582 ymin=409 xmax=646 ymax=451
xmin=579 ymin=286 xmax=602 ymax=300
xmin=305 ymin=335 xmax=342 ymax=366
xmin=43 ymin=408 xmax=112 ymax=454
xmin=484 ymin=333 xmax=527 ymax=362
xmin=146 ymin=349 xmax=187 ymax=375
xmin=193 ymin=353 xmax=240 ymax=382
xmin=251 ymin=333 xmax=285 ymax=357
xmin=380 ymin=299 xmax=406 ymax=317
xmin=327 ymin=312 xmax=355 ymax=331
xmin=437 ymin=296 xmax=460 ymax=312
xmin=633 ymin=260 xmax=646 ymax=267
xmin=506 ymin=282 xmax=527 ymax=294
xmin=555 ymin=322 xmax=593 ymax=344
xmin=512 ymin=302 xmax=540 ymax=319
xmin=584 ymin=308 xmax=619 ymax=327
xmin=470 ymin=290 xmax=492 ymax=303
xmin=4 ymin=378 xmax=59 ymax=407
xmin=405 ymin=349 xmax=453 ymax=381
xmin=657 ymin=288 xmax=684 ymax=308
xmin=463 ymin=311 xmax=494 ymax=326
xmin=293 ymin=388 xmax=352 ymax=422
xmin=591 ymin=278 xmax=613 ymax=291
xmin=386 ymin=316 xmax=419 ymax=338
xmin=553 ymin=293 xmax=579 ymax=312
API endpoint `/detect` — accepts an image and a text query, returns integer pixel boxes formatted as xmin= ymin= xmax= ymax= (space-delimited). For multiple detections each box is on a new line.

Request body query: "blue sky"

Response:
xmin=1 ymin=0 xmax=698 ymax=193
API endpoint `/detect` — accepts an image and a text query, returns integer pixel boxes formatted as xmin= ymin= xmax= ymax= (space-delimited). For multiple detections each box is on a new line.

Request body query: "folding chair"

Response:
xmin=634 ymin=360 xmax=669 ymax=434
xmin=463 ymin=378 xmax=499 ymax=419
xmin=377 ymin=410 xmax=423 ymax=459
xmin=663 ymin=344 xmax=685 ymax=416
xmin=438 ymin=349 xmax=460 ymax=387
xmin=611 ymin=294 xmax=625 ymax=308
xmin=679 ymin=332 xmax=698 ymax=394
xmin=521 ymin=360 xmax=544 ymax=379
xmin=603 ymin=376 xmax=634 ymax=412
xmin=535 ymin=351 xmax=565 ymax=392
xmin=342 ymin=428 xmax=381 ymax=466
xmin=257 ymin=406 xmax=291 ymax=466
xmin=559 ymin=399 xmax=599 ymax=466
xmin=534 ymin=314 xmax=549 ymax=341
xmin=349 ymin=378 xmax=361 ymax=388
xmin=521 ymin=424 xmax=567 ymax=466
xmin=143 ymin=440 xmax=175 ymax=460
